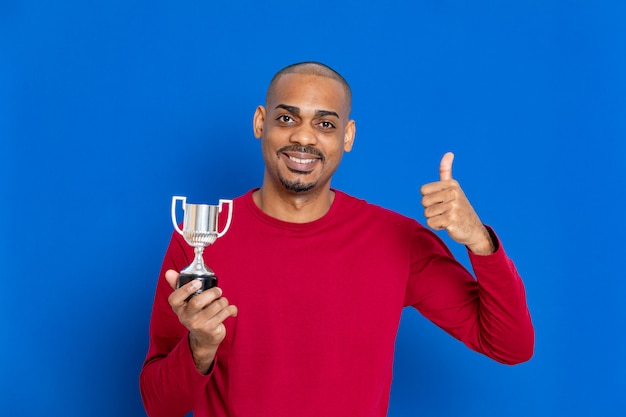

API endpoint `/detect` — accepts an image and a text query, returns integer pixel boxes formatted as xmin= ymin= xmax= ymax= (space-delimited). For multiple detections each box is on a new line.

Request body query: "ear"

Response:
xmin=343 ymin=119 xmax=356 ymax=152
xmin=253 ymin=106 xmax=266 ymax=139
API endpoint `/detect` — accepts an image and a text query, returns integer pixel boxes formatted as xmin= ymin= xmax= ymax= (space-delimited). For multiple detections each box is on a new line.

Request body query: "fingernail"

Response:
xmin=189 ymin=280 xmax=200 ymax=290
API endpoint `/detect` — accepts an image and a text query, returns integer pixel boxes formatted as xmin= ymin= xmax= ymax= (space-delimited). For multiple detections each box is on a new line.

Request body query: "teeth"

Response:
xmin=289 ymin=156 xmax=316 ymax=164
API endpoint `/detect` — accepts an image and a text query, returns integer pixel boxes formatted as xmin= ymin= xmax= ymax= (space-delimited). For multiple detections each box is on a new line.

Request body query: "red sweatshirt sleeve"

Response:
xmin=406 ymin=226 xmax=534 ymax=365
xmin=139 ymin=233 xmax=213 ymax=417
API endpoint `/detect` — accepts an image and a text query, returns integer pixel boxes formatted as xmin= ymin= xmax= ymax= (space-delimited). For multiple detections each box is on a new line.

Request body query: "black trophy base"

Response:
xmin=178 ymin=272 xmax=218 ymax=300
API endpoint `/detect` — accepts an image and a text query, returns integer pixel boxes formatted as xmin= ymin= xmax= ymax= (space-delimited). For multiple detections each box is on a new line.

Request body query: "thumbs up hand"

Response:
xmin=420 ymin=152 xmax=495 ymax=255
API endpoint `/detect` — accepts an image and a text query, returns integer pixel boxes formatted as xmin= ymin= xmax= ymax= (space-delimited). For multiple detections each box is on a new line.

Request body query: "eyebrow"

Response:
xmin=274 ymin=104 xmax=339 ymax=119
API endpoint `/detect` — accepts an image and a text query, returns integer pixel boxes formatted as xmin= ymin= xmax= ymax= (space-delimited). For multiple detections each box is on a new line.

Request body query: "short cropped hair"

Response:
xmin=266 ymin=62 xmax=352 ymax=112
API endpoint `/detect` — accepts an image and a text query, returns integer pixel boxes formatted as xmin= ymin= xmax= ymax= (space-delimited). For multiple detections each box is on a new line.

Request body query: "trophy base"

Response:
xmin=178 ymin=272 xmax=218 ymax=299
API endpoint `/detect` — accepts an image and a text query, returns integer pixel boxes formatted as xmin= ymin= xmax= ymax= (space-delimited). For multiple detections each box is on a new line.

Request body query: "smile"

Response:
xmin=289 ymin=156 xmax=317 ymax=164
xmin=280 ymin=152 xmax=320 ymax=173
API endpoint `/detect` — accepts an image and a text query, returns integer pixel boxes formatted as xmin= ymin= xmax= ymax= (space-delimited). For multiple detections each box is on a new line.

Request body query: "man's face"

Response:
xmin=253 ymin=73 xmax=355 ymax=194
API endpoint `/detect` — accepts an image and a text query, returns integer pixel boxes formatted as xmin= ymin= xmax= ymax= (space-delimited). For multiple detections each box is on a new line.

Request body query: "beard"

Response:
xmin=278 ymin=170 xmax=317 ymax=193
xmin=275 ymin=145 xmax=325 ymax=193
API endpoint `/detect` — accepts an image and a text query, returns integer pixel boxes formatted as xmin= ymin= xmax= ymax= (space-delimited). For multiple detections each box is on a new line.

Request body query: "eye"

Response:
xmin=277 ymin=115 xmax=294 ymax=124
xmin=318 ymin=121 xmax=336 ymax=130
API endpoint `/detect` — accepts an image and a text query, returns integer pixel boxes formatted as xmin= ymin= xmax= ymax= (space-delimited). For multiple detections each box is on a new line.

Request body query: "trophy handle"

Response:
xmin=217 ymin=199 xmax=233 ymax=238
xmin=171 ymin=196 xmax=186 ymax=236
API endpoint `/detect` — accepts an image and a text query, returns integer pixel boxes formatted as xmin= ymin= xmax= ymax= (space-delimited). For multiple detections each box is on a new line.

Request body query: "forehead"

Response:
xmin=267 ymin=73 xmax=349 ymax=116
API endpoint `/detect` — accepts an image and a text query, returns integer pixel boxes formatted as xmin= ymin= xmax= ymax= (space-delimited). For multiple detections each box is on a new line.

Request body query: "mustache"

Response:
xmin=277 ymin=145 xmax=325 ymax=161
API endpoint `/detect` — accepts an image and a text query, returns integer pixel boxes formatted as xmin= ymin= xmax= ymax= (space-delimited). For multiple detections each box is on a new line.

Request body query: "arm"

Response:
xmin=406 ymin=226 xmax=534 ymax=364
xmin=467 ymin=228 xmax=534 ymax=363
xmin=139 ymin=233 xmax=237 ymax=417
xmin=413 ymin=153 xmax=534 ymax=364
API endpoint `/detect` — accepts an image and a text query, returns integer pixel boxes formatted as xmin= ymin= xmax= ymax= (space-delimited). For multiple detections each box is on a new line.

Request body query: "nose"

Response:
xmin=289 ymin=124 xmax=318 ymax=146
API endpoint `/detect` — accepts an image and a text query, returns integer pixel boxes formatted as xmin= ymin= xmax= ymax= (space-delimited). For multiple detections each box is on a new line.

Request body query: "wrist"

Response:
xmin=467 ymin=226 xmax=496 ymax=255
xmin=189 ymin=334 xmax=218 ymax=375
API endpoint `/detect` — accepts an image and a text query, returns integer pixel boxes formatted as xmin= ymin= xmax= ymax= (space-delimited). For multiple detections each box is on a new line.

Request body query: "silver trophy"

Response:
xmin=171 ymin=196 xmax=233 ymax=297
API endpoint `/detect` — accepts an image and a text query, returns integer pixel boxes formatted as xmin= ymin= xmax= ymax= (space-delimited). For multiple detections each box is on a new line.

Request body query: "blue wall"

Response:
xmin=2 ymin=1 xmax=625 ymax=416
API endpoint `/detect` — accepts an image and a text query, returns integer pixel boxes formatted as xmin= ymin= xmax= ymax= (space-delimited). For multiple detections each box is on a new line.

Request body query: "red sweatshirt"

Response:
xmin=140 ymin=189 xmax=533 ymax=417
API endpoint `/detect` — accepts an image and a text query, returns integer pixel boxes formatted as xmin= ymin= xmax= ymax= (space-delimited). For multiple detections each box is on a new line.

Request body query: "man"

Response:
xmin=140 ymin=62 xmax=534 ymax=417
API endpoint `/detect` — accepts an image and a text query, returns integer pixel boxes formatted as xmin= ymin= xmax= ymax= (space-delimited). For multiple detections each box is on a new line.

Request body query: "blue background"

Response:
xmin=1 ymin=1 xmax=625 ymax=416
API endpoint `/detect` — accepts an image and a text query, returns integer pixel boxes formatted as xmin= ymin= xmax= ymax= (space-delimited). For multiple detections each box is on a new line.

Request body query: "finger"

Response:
xmin=439 ymin=152 xmax=455 ymax=181
xmin=202 ymin=305 xmax=238 ymax=341
xmin=165 ymin=269 xmax=180 ymax=289
xmin=420 ymin=181 xmax=445 ymax=196
xmin=423 ymin=200 xmax=452 ymax=219
xmin=186 ymin=287 xmax=224 ymax=311
xmin=422 ymin=187 xmax=457 ymax=209
xmin=169 ymin=279 xmax=203 ymax=308
xmin=190 ymin=301 xmax=238 ymax=338
xmin=426 ymin=214 xmax=448 ymax=231
xmin=210 ymin=304 xmax=239 ymax=325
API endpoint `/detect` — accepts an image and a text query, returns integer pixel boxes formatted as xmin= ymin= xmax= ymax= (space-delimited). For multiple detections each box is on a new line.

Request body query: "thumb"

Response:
xmin=439 ymin=152 xmax=455 ymax=181
xmin=165 ymin=269 xmax=180 ymax=289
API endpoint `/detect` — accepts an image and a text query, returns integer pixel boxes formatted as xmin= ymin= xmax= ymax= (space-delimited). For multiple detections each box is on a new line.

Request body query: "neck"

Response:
xmin=253 ymin=183 xmax=335 ymax=223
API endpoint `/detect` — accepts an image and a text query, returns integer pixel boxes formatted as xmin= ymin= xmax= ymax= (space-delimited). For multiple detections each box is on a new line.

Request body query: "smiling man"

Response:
xmin=252 ymin=66 xmax=356 ymax=222
xmin=140 ymin=62 xmax=534 ymax=417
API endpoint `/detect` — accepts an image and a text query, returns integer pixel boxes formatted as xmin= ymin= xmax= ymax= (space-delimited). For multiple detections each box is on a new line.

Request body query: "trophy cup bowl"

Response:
xmin=171 ymin=196 xmax=233 ymax=298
